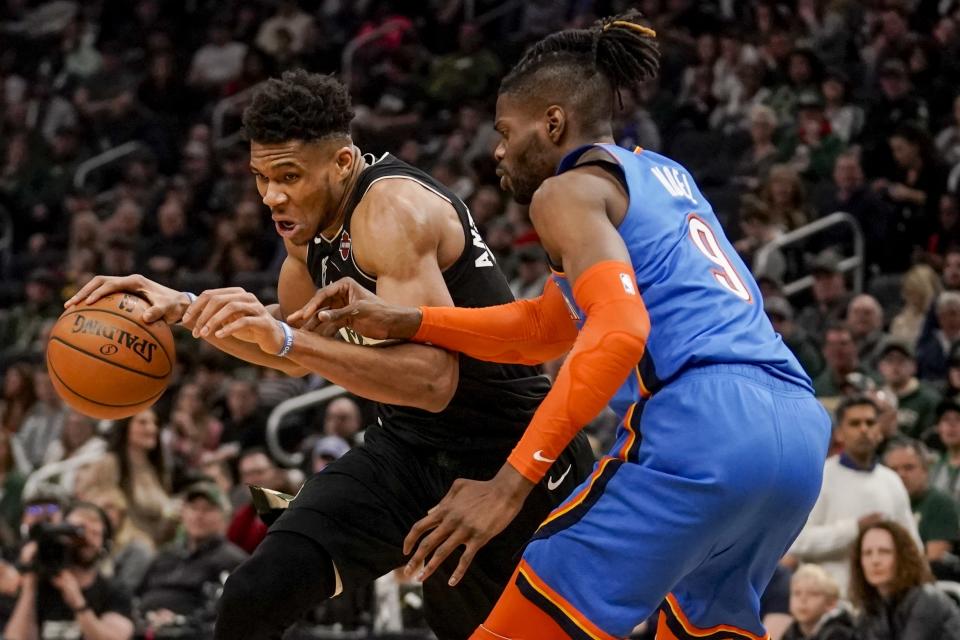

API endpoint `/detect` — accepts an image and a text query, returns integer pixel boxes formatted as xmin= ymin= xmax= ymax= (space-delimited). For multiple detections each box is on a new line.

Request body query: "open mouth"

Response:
xmin=275 ymin=220 xmax=297 ymax=235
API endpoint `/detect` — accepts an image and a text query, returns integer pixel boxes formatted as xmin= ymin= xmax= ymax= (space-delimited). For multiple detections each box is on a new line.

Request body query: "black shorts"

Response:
xmin=269 ymin=423 xmax=595 ymax=639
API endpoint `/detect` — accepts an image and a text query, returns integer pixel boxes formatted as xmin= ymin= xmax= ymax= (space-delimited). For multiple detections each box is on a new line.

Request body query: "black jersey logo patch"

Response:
xmin=339 ymin=231 xmax=352 ymax=260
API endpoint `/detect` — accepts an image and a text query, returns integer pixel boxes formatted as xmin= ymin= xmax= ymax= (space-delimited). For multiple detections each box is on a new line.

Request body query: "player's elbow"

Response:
xmin=419 ymin=351 xmax=459 ymax=413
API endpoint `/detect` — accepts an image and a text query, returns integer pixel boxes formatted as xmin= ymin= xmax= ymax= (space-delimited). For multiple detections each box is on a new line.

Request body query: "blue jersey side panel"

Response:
xmin=551 ymin=144 xmax=810 ymax=418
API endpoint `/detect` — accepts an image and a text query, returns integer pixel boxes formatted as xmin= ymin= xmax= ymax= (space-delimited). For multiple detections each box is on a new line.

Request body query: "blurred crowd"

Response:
xmin=4 ymin=0 xmax=960 ymax=638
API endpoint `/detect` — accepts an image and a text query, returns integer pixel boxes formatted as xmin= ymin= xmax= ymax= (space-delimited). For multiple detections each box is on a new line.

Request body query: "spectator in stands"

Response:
xmin=847 ymin=294 xmax=887 ymax=366
xmin=0 ymin=431 xmax=24 ymax=545
xmin=765 ymin=296 xmax=824 ymax=378
xmin=322 ymin=397 xmax=363 ymax=446
xmin=255 ymin=0 xmax=316 ymax=58
xmin=227 ymin=448 xmax=294 ymax=554
xmin=812 ymin=152 xmax=894 ymax=275
xmin=84 ymin=487 xmax=154 ymax=593
xmin=884 ymin=438 xmax=959 ymax=563
xmin=76 ymin=409 xmax=175 ymax=546
xmin=862 ymin=58 xmax=929 ymax=178
xmin=925 ymin=193 xmax=960 ymax=268
xmin=187 ymin=20 xmax=248 ymax=91
xmin=4 ymin=501 xmax=134 ymax=640
xmin=890 ymin=265 xmax=941 ymax=347
xmin=936 ymin=94 xmax=960 ymax=168
xmin=136 ymin=482 xmax=246 ymax=630
xmin=509 ymin=245 xmax=549 ymax=300
xmin=814 ymin=323 xmax=876 ymax=398
xmin=167 ymin=382 xmax=223 ymax=472
xmin=917 ymin=290 xmax=960 ymax=379
xmin=882 ymin=124 xmax=948 ymax=243
xmin=426 ymin=22 xmax=501 ymax=107
xmin=851 ymin=520 xmax=960 ymax=639
xmin=41 ymin=410 xmax=106 ymax=493
xmin=820 ymin=68 xmax=863 ymax=144
xmin=778 ymin=91 xmax=845 ymax=183
xmin=220 ymin=380 xmax=266 ymax=453
xmin=15 ymin=367 xmax=65 ymax=470
xmin=732 ymin=104 xmax=779 ymax=190
xmin=736 ymin=195 xmax=787 ymax=280
xmin=0 ymin=269 xmax=61 ymax=364
xmin=311 ymin=435 xmax=351 ymax=474
xmin=0 ymin=363 xmax=35 ymax=434
xmin=797 ymin=251 xmax=851 ymax=343
xmin=769 ymin=48 xmax=822 ymax=126
xmin=760 ymin=164 xmax=810 ymax=231
xmin=782 ymin=564 xmax=856 ymax=640
xmin=788 ymin=396 xmax=921 ymax=596
xmin=877 ymin=338 xmax=942 ymax=440
xmin=931 ymin=399 xmax=960 ymax=500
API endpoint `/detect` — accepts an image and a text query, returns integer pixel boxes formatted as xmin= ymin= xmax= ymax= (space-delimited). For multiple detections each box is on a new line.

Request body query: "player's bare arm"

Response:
xmin=63 ymin=274 xmax=309 ymax=377
xmin=197 ymin=180 xmax=461 ymax=412
xmin=402 ymin=168 xmax=649 ymax=586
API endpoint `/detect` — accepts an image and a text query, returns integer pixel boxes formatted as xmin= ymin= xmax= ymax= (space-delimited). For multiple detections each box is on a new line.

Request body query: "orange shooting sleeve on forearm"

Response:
xmin=412 ymin=278 xmax=579 ymax=365
xmin=507 ymin=261 xmax=650 ymax=483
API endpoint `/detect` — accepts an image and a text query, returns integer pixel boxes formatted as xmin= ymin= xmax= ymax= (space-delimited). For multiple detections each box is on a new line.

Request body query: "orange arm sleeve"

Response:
xmin=411 ymin=278 xmax=578 ymax=365
xmin=507 ymin=261 xmax=649 ymax=483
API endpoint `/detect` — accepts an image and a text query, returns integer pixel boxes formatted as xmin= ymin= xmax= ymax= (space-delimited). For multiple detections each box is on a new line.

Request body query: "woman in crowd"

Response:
xmin=0 ymin=364 xmax=35 ymax=434
xmin=76 ymin=407 xmax=177 ymax=546
xmin=889 ymin=264 xmax=941 ymax=347
xmin=850 ymin=520 xmax=960 ymax=639
xmin=84 ymin=486 xmax=156 ymax=593
xmin=0 ymin=430 xmax=24 ymax=548
xmin=761 ymin=163 xmax=811 ymax=231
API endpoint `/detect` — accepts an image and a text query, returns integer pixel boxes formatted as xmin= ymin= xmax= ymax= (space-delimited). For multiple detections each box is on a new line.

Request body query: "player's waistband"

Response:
xmin=670 ymin=363 xmax=813 ymax=396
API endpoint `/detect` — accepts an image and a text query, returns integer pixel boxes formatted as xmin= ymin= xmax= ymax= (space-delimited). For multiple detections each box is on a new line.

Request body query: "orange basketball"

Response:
xmin=46 ymin=292 xmax=176 ymax=419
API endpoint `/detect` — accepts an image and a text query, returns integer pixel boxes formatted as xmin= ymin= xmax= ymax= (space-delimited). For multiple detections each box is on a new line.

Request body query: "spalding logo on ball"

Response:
xmin=46 ymin=292 xmax=175 ymax=419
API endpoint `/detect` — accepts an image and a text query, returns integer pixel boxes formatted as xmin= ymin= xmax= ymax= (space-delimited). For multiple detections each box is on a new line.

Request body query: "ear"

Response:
xmin=334 ymin=144 xmax=355 ymax=177
xmin=545 ymin=105 xmax=566 ymax=143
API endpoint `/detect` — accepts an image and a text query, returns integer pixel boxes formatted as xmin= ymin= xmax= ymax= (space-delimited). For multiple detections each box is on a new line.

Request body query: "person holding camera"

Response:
xmin=4 ymin=501 xmax=134 ymax=640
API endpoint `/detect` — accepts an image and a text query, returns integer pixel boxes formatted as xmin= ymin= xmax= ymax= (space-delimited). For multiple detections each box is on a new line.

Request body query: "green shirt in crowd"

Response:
xmin=896 ymin=379 xmax=942 ymax=440
xmin=911 ymin=487 xmax=960 ymax=545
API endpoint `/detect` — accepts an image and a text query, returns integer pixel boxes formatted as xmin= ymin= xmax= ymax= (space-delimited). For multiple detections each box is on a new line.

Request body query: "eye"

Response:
xmin=252 ymin=171 xmax=266 ymax=181
xmin=284 ymin=173 xmax=299 ymax=183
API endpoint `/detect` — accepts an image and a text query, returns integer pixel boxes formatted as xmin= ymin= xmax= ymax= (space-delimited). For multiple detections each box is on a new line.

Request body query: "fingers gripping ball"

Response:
xmin=46 ymin=292 xmax=175 ymax=419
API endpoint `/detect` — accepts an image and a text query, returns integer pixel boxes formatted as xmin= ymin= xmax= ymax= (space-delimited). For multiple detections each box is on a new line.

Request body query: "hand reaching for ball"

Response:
xmin=184 ymin=288 xmax=285 ymax=355
xmin=65 ymin=274 xmax=191 ymax=325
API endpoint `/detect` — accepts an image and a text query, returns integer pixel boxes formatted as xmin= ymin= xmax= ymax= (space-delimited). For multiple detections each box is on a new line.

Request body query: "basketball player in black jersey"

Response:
xmin=65 ymin=70 xmax=593 ymax=639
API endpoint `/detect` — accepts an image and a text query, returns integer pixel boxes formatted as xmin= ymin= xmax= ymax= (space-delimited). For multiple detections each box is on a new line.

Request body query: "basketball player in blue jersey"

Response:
xmin=295 ymin=11 xmax=833 ymax=640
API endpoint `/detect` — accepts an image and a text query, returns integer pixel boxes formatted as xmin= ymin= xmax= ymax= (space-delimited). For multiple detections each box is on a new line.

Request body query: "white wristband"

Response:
xmin=182 ymin=291 xmax=198 ymax=304
xmin=277 ymin=321 xmax=294 ymax=357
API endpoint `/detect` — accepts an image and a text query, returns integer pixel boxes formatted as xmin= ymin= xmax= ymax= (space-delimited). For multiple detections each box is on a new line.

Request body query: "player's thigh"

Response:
xmin=269 ymin=437 xmax=433 ymax=590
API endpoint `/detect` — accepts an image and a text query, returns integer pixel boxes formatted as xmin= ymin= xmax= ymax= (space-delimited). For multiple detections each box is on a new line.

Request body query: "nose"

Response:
xmin=494 ymin=141 xmax=506 ymax=163
xmin=263 ymin=184 xmax=288 ymax=208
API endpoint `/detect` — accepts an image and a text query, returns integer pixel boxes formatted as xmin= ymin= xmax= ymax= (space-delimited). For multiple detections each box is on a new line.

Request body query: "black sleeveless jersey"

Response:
xmin=306 ymin=153 xmax=550 ymax=453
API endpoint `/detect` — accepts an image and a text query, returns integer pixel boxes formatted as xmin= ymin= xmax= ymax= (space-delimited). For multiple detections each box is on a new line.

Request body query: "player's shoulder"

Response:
xmin=532 ymin=167 xmax=616 ymax=209
xmin=357 ymin=176 xmax=444 ymax=232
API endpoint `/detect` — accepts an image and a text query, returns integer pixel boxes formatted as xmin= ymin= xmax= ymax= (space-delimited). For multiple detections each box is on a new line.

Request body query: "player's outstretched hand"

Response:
xmin=185 ymin=288 xmax=284 ymax=354
xmin=402 ymin=465 xmax=535 ymax=587
xmin=288 ymin=277 xmax=422 ymax=340
xmin=64 ymin=274 xmax=190 ymax=325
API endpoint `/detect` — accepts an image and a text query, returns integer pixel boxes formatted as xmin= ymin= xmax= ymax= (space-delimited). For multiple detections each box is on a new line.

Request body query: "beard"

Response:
xmin=507 ymin=138 xmax=556 ymax=205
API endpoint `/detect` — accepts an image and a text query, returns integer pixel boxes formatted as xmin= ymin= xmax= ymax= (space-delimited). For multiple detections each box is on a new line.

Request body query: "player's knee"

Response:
xmin=218 ymin=565 xmax=274 ymax=625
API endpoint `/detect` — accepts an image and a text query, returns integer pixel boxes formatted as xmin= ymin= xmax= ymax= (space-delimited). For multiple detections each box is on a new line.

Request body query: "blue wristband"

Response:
xmin=277 ymin=321 xmax=294 ymax=357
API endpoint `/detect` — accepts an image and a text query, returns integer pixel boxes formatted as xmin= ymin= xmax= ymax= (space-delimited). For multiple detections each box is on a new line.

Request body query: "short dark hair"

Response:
xmin=835 ymin=395 xmax=878 ymax=424
xmin=243 ymin=69 xmax=354 ymax=144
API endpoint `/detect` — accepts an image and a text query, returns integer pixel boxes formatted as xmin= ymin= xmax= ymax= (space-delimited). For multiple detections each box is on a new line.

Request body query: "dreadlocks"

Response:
xmin=499 ymin=10 xmax=660 ymax=130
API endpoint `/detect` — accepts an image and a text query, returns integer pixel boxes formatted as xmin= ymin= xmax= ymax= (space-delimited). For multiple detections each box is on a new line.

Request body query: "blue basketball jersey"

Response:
xmin=551 ymin=143 xmax=811 ymax=418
